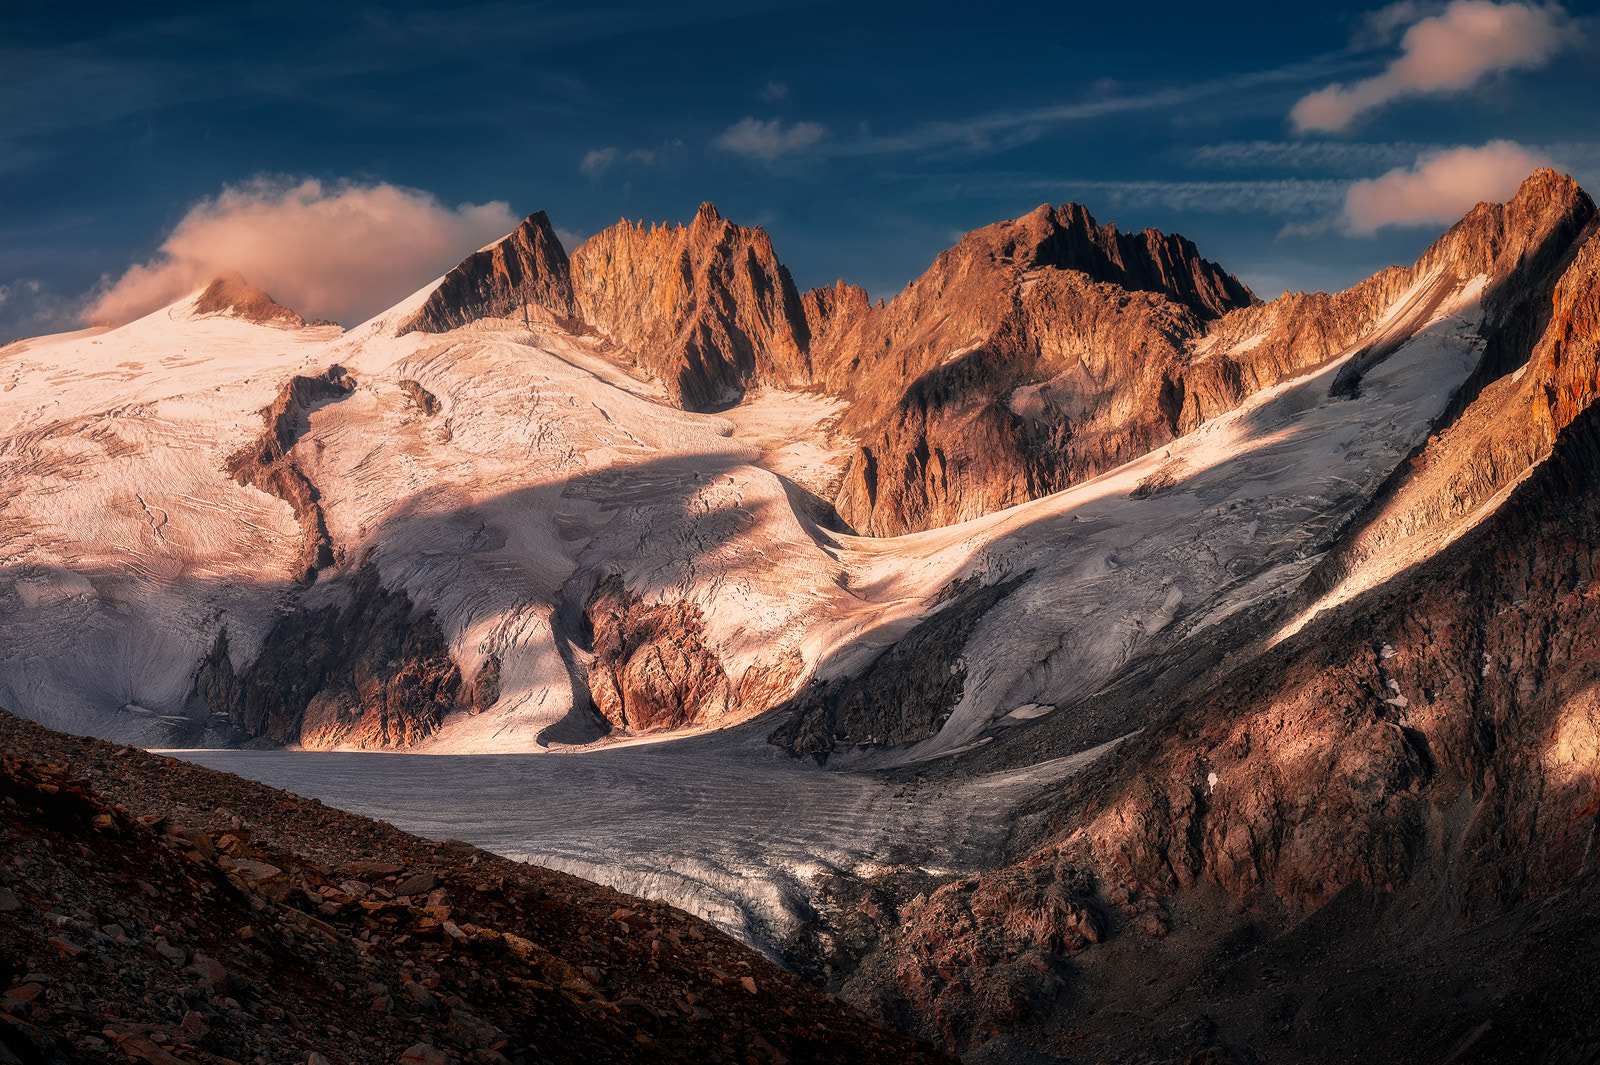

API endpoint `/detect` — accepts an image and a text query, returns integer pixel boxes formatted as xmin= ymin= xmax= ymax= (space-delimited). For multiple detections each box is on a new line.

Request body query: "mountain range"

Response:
xmin=1 ymin=169 xmax=1596 ymax=1063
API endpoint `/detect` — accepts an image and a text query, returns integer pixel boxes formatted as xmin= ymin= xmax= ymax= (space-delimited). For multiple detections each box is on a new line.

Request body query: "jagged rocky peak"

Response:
xmin=1419 ymin=166 xmax=1596 ymax=282
xmin=399 ymin=209 xmax=576 ymax=335
xmin=568 ymin=201 xmax=813 ymax=409
xmin=974 ymin=201 xmax=1256 ymax=319
xmin=191 ymin=271 xmax=309 ymax=326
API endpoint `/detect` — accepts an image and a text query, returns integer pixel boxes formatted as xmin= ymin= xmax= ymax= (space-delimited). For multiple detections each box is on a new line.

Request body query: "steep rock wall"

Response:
xmin=844 ymin=239 xmax=1600 ymax=1046
xmin=568 ymin=203 xmax=813 ymax=409
xmin=399 ymin=211 xmax=575 ymax=335
xmin=189 ymin=561 xmax=462 ymax=748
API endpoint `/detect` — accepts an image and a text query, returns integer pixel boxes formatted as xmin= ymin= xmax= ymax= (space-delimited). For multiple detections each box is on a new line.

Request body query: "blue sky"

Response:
xmin=3 ymin=0 xmax=1597 ymax=337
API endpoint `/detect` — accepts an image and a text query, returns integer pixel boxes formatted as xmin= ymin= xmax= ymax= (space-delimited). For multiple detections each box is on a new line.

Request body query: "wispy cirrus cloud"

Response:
xmin=1191 ymin=140 xmax=1447 ymax=173
xmin=1342 ymin=139 xmax=1549 ymax=232
xmin=715 ymin=117 xmax=827 ymax=162
xmin=579 ymin=147 xmax=618 ymax=179
xmin=736 ymin=54 xmax=1353 ymax=165
xmin=896 ymin=173 xmax=1347 ymax=219
xmin=1291 ymin=1 xmax=1574 ymax=133
xmin=84 ymin=177 xmax=517 ymax=326
xmin=579 ymin=140 xmax=682 ymax=179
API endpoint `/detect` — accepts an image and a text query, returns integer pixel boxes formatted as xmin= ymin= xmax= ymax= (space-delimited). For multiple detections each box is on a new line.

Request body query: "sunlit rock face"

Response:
xmin=568 ymin=202 xmax=815 ymax=410
xmin=192 ymin=272 xmax=308 ymax=327
xmin=399 ymin=210 xmax=576 ymax=335
xmin=2 ymin=171 xmax=1594 ymax=769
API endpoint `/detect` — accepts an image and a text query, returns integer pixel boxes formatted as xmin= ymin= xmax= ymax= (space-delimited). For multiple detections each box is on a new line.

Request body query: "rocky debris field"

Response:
xmin=0 ymin=710 xmax=952 ymax=1065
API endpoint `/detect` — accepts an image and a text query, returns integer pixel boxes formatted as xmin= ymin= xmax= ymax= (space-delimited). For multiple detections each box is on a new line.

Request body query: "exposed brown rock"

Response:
xmin=826 ymin=173 xmax=1594 ymax=536
xmin=568 ymin=203 xmax=814 ymax=409
xmin=464 ymin=654 xmax=502 ymax=715
xmin=825 ymin=187 xmax=1600 ymax=1058
xmin=839 ymin=254 xmax=1600 ymax=1058
xmin=583 ymin=575 xmax=732 ymax=733
xmin=224 ymin=366 xmax=354 ymax=583
xmin=1077 ymin=391 xmax=1600 ymax=916
xmin=858 ymin=859 xmax=1104 ymax=1048
xmin=398 ymin=378 xmax=442 ymax=416
xmin=827 ymin=274 xmax=1204 ymax=535
xmin=399 ymin=210 xmax=575 ymax=335
xmin=192 ymin=272 xmax=306 ymax=326
xmin=189 ymin=561 xmax=461 ymax=748
xmin=397 ymin=173 xmax=1591 ymax=545
xmin=1298 ymin=190 xmax=1599 ymax=612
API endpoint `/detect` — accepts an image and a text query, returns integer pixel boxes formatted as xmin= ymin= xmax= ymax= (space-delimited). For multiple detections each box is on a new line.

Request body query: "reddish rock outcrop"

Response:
xmin=583 ymin=575 xmax=733 ymax=733
xmin=826 ymin=173 xmax=1594 ymax=536
xmin=192 ymin=272 xmax=307 ymax=326
xmin=1077 ymin=394 xmax=1600 ymax=917
xmin=399 ymin=210 xmax=575 ymax=335
xmin=400 ymin=174 xmax=1592 ymax=544
xmin=568 ymin=203 xmax=814 ymax=409
xmin=837 ymin=185 xmax=1600 ymax=1056
xmin=858 ymin=859 xmax=1104 ymax=1047
xmin=224 ymin=366 xmax=354 ymax=583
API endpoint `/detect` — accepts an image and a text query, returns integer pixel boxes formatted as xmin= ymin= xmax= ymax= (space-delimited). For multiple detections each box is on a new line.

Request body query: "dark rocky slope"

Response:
xmin=827 ymin=227 xmax=1600 ymax=1060
xmin=0 ymin=709 xmax=952 ymax=1065
xmin=188 ymin=561 xmax=464 ymax=750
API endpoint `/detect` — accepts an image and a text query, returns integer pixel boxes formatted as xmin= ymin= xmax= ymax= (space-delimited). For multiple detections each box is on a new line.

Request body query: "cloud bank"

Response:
xmin=1292 ymin=1 xmax=1569 ymax=133
xmin=85 ymin=178 xmax=518 ymax=326
xmin=715 ymin=117 xmax=826 ymax=162
xmin=1343 ymin=140 xmax=1549 ymax=232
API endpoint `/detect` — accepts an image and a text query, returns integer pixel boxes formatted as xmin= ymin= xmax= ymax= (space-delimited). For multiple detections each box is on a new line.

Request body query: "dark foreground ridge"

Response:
xmin=0 ymin=711 xmax=952 ymax=1065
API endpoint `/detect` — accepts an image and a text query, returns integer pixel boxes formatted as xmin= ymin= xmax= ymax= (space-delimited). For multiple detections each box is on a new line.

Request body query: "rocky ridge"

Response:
xmin=0 ymin=709 xmax=952 ymax=1065
xmin=187 ymin=561 xmax=464 ymax=750
xmin=191 ymin=274 xmax=310 ymax=328
xmin=822 ymin=179 xmax=1600 ymax=1061
xmin=568 ymin=203 xmax=813 ymax=410
xmin=223 ymin=365 xmax=354 ymax=584
xmin=399 ymin=213 xmax=576 ymax=336
xmin=402 ymin=177 xmax=1590 ymax=539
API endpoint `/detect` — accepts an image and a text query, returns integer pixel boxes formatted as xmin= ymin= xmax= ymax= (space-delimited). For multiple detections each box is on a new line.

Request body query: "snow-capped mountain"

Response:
xmin=1 ymin=171 xmax=1592 ymax=767
xmin=4 ymin=169 xmax=1598 ymax=1062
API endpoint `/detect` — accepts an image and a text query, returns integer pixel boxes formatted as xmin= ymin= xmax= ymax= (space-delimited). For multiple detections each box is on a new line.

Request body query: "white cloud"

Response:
xmin=580 ymin=147 xmax=618 ymax=179
xmin=761 ymin=81 xmax=789 ymax=102
xmin=714 ymin=117 xmax=826 ymax=162
xmin=84 ymin=178 xmax=517 ymax=327
xmin=1342 ymin=140 xmax=1549 ymax=232
xmin=1292 ymin=1 xmax=1571 ymax=133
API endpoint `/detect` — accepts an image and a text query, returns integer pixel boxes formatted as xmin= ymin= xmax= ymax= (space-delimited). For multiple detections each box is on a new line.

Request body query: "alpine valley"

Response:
xmin=2 ymin=170 xmax=1597 ymax=1064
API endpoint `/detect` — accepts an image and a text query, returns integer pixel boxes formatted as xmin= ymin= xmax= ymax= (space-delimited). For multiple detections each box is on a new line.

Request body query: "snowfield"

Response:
xmin=1 ymin=267 xmax=1489 ymax=757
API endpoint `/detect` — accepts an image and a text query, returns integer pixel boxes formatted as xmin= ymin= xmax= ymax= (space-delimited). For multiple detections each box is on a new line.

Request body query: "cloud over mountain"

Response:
xmin=85 ymin=178 xmax=517 ymax=327
xmin=1343 ymin=140 xmax=1549 ymax=232
xmin=1291 ymin=1 xmax=1570 ymax=133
